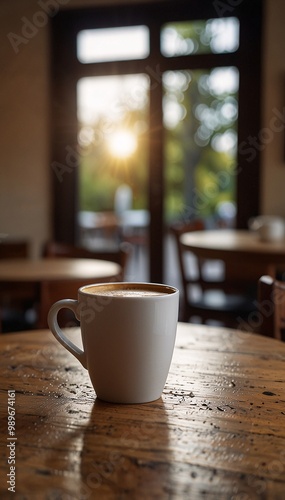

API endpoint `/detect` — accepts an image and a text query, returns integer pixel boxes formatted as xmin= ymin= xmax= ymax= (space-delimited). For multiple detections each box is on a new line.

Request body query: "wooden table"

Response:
xmin=181 ymin=229 xmax=285 ymax=277
xmin=0 ymin=258 xmax=121 ymax=282
xmin=0 ymin=258 xmax=122 ymax=329
xmin=1 ymin=323 xmax=284 ymax=498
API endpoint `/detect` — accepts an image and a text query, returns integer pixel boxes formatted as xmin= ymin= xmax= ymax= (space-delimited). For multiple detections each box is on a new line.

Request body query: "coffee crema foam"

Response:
xmin=92 ymin=289 xmax=168 ymax=297
xmin=81 ymin=283 xmax=176 ymax=297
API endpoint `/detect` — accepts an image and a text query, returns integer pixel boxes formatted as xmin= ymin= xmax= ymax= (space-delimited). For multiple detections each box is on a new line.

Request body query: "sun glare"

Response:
xmin=108 ymin=130 xmax=137 ymax=159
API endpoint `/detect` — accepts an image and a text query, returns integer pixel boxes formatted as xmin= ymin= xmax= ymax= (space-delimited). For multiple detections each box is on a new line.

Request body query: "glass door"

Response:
xmin=160 ymin=18 xmax=239 ymax=287
xmin=163 ymin=67 xmax=239 ymax=289
xmin=49 ymin=5 xmax=261 ymax=284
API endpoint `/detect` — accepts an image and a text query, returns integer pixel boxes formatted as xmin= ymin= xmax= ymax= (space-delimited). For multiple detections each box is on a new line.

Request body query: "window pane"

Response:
xmin=77 ymin=26 xmax=149 ymax=63
xmin=77 ymin=74 xmax=150 ymax=280
xmin=161 ymin=18 xmax=239 ymax=57
xmin=163 ymin=67 xmax=239 ymax=226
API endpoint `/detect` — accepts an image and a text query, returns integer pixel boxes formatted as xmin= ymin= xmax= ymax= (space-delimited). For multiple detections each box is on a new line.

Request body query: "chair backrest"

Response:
xmin=257 ymin=275 xmax=285 ymax=341
xmin=37 ymin=277 xmax=96 ymax=329
xmin=42 ymin=241 xmax=131 ymax=281
xmin=171 ymin=221 xmax=259 ymax=294
xmin=170 ymin=220 xmax=258 ymax=324
xmin=169 ymin=219 xmax=205 ymax=300
xmin=0 ymin=240 xmax=29 ymax=259
xmin=0 ymin=240 xmax=30 ymax=333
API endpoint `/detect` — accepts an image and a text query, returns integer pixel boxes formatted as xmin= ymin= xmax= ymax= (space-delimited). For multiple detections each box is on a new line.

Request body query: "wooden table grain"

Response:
xmin=0 ymin=323 xmax=285 ymax=499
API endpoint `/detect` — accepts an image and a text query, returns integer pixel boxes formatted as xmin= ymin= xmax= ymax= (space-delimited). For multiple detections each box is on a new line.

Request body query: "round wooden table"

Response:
xmin=0 ymin=323 xmax=284 ymax=498
xmin=0 ymin=258 xmax=122 ymax=330
xmin=181 ymin=229 xmax=285 ymax=277
xmin=0 ymin=257 xmax=121 ymax=282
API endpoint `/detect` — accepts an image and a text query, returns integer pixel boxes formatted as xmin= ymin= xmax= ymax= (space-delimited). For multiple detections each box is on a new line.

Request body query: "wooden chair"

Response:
xmin=170 ymin=220 xmax=256 ymax=328
xmin=0 ymin=240 xmax=34 ymax=332
xmin=257 ymin=275 xmax=285 ymax=341
xmin=37 ymin=277 xmax=103 ymax=329
xmin=0 ymin=240 xmax=29 ymax=259
xmin=42 ymin=241 xmax=131 ymax=281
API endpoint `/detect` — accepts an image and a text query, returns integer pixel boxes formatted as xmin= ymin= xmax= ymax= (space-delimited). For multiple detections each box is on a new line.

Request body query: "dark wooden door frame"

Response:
xmin=50 ymin=0 xmax=263 ymax=283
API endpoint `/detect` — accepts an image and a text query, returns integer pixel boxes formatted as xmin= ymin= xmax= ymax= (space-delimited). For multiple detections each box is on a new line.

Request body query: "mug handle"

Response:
xmin=48 ymin=299 xmax=87 ymax=369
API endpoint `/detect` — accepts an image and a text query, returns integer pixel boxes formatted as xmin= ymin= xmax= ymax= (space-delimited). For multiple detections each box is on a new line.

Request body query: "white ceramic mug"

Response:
xmin=48 ymin=282 xmax=179 ymax=404
xmin=248 ymin=215 xmax=285 ymax=242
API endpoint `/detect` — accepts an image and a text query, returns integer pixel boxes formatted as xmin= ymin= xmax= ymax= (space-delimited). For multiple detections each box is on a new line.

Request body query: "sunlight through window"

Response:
xmin=77 ymin=25 xmax=149 ymax=63
xmin=108 ymin=129 xmax=137 ymax=159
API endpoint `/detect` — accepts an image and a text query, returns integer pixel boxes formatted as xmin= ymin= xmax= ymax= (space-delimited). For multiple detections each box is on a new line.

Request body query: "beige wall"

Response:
xmin=0 ymin=1 xmax=50 ymax=257
xmin=0 ymin=0 xmax=284 ymax=257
